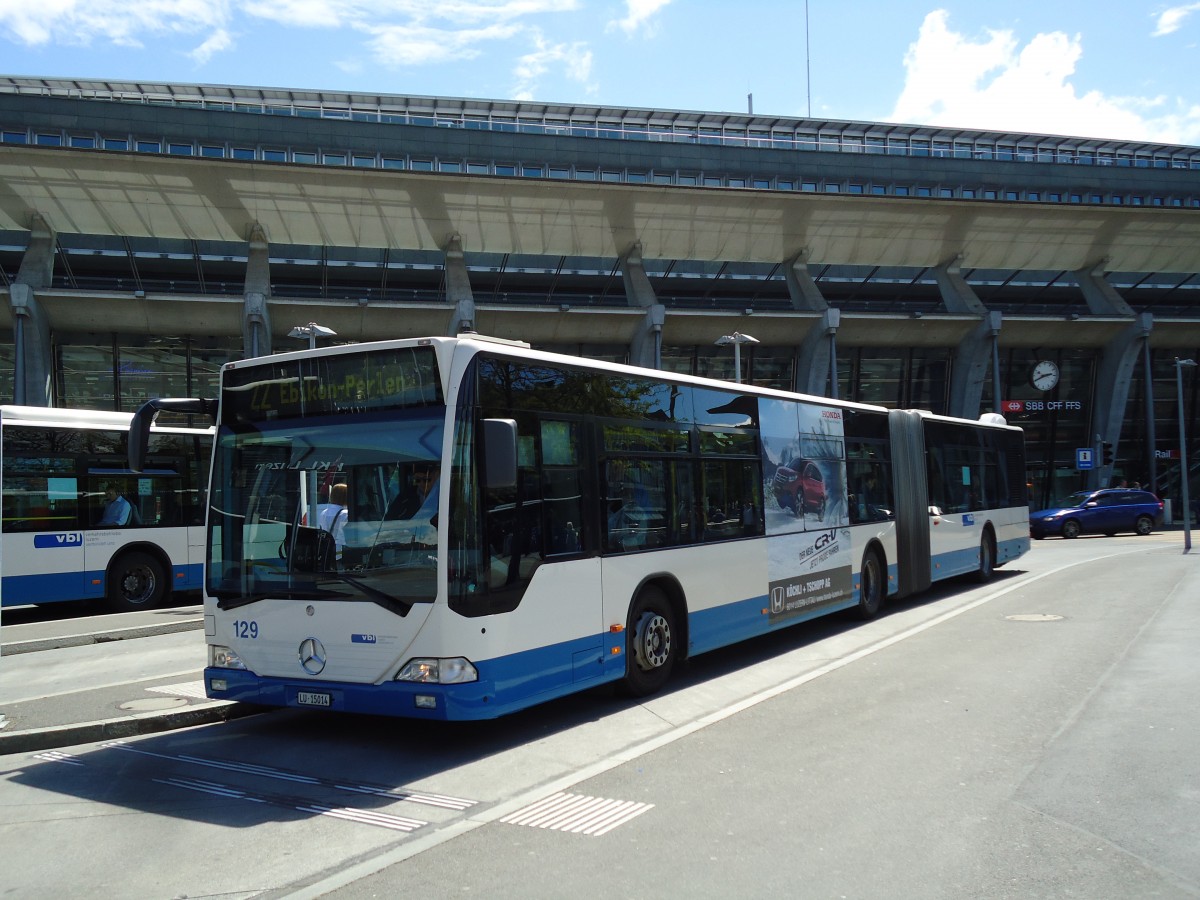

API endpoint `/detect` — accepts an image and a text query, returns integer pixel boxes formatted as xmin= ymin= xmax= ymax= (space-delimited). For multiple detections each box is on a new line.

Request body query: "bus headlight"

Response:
xmin=209 ymin=644 xmax=247 ymax=670
xmin=395 ymin=657 xmax=478 ymax=684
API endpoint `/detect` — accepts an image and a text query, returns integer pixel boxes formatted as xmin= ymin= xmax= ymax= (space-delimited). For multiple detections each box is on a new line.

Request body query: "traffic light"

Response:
xmin=1101 ymin=441 xmax=1114 ymax=466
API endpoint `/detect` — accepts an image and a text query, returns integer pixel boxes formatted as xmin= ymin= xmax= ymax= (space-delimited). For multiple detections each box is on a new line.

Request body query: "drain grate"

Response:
xmin=500 ymin=792 xmax=653 ymax=836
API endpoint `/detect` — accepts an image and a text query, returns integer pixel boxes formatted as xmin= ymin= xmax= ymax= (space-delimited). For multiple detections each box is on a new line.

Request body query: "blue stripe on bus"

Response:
xmin=204 ymin=537 xmax=1032 ymax=720
xmin=172 ymin=563 xmax=204 ymax=591
xmin=207 ymin=588 xmax=865 ymax=720
xmin=929 ymin=534 xmax=1030 ymax=581
xmin=207 ymin=630 xmax=624 ymax=721
xmin=2 ymin=571 xmax=105 ymax=606
xmin=2 ymin=562 xmax=204 ymax=606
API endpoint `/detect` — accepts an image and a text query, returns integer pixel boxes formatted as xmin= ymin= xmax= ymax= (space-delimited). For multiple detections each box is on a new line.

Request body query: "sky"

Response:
xmin=1 ymin=1 xmax=1199 ymax=145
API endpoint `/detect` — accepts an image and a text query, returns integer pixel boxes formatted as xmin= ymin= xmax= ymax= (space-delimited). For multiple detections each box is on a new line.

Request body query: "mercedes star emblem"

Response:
xmin=298 ymin=637 xmax=327 ymax=675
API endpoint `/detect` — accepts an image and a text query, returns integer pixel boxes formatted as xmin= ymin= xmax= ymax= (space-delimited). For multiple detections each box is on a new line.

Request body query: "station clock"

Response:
xmin=1030 ymin=360 xmax=1060 ymax=391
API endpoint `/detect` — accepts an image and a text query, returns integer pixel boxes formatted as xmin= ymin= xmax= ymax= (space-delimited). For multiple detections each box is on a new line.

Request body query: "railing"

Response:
xmin=4 ymin=79 xmax=1198 ymax=170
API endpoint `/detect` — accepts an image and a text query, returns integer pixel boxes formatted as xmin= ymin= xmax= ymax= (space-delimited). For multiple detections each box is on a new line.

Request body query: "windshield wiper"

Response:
xmin=316 ymin=571 xmax=415 ymax=617
xmin=212 ymin=586 xmax=352 ymax=610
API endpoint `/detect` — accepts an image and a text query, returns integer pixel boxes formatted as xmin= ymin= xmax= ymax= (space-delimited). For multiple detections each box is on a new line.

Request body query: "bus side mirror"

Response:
xmin=129 ymin=397 xmax=217 ymax=472
xmin=483 ymin=418 xmax=518 ymax=489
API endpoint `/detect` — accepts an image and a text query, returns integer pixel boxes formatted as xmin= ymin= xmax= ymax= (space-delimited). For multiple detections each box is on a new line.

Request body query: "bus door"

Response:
xmin=485 ymin=416 xmax=604 ymax=686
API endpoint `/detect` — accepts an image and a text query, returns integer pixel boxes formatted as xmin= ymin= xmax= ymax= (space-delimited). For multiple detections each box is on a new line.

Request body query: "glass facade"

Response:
xmin=51 ymin=336 xmax=241 ymax=411
xmin=837 ymin=349 xmax=950 ymax=414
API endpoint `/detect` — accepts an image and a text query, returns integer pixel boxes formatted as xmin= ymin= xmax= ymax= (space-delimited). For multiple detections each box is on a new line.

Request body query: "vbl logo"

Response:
xmin=34 ymin=532 xmax=83 ymax=549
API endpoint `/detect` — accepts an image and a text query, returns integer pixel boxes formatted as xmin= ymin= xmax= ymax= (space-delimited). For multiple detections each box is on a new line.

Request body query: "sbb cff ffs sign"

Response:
xmin=1002 ymin=400 xmax=1083 ymax=413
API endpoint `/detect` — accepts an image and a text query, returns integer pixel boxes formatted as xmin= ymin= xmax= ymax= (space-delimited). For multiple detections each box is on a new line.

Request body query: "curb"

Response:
xmin=1 ymin=618 xmax=204 ymax=656
xmin=0 ymin=700 xmax=265 ymax=756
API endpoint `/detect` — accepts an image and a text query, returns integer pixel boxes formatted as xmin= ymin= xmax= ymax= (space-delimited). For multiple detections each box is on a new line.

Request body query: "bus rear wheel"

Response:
xmin=975 ymin=530 xmax=996 ymax=583
xmin=855 ymin=548 xmax=885 ymax=620
xmin=621 ymin=585 xmax=677 ymax=697
xmin=106 ymin=550 xmax=167 ymax=612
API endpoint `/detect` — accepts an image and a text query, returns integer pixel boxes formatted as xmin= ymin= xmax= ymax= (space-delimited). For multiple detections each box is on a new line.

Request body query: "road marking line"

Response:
xmin=500 ymin=792 xmax=654 ymax=835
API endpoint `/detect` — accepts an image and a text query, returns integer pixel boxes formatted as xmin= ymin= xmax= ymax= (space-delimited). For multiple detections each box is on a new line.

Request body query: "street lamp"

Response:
xmin=715 ymin=331 xmax=759 ymax=384
xmin=1176 ymin=357 xmax=1197 ymax=552
xmin=288 ymin=322 xmax=337 ymax=350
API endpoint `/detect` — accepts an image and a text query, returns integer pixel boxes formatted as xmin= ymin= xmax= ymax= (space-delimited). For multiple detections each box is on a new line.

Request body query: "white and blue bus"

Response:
xmin=131 ymin=336 xmax=1029 ymax=720
xmin=1 ymin=405 xmax=212 ymax=612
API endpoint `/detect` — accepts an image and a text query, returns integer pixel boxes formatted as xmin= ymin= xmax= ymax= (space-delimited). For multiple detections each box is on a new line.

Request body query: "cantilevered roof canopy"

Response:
xmin=3 ymin=145 xmax=1200 ymax=274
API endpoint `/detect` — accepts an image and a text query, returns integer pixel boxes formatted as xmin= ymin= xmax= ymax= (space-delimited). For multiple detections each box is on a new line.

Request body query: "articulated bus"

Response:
xmin=130 ymin=336 xmax=1029 ymax=720
xmin=1 ymin=405 xmax=212 ymax=612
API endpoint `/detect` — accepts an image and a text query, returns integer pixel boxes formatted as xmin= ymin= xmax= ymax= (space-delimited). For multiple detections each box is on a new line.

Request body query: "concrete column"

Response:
xmin=948 ymin=311 xmax=1003 ymax=420
xmin=444 ymin=233 xmax=476 ymax=335
xmin=784 ymin=250 xmax=828 ymax=311
xmin=242 ymin=223 xmax=272 ymax=358
xmin=620 ymin=242 xmax=664 ymax=369
xmin=1089 ymin=312 xmax=1153 ymax=489
xmin=9 ymin=213 xmax=56 ymax=406
xmin=1076 ymin=261 xmax=1134 ymax=317
xmin=933 ymin=255 xmax=987 ymax=315
xmin=630 ymin=304 xmax=665 ymax=370
xmin=795 ymin=308 xmax=840 ymax=397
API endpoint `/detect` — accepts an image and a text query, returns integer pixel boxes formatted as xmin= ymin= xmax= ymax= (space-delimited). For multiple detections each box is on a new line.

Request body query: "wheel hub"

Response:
xmin=634 ymin=612 xmax=671 ymax=670
xmin=122 ymin=567 xmax=154 ymax=602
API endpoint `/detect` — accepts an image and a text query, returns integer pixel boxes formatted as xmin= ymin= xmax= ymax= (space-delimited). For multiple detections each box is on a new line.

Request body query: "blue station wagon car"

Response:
xmin=1029 ymin=489 xmax=1164 ymax=539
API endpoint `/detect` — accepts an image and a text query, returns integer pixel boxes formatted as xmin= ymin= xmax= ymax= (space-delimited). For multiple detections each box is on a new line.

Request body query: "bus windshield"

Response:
xmin=207 ymin=411 xmax=445 ymax=614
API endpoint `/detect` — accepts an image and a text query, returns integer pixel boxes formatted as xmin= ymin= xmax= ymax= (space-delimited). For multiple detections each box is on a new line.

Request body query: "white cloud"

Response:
xmin=608 ymin=0 xmax=671 ymax=36
xmin=0 ymin=0 xmax=578 ymax=69
xmin=1152 ymin=3 xmax=1200 ymax=36
xmin=189 ymin=26 xmax=233 ymax=64
xmin=240 ymin=0 xmax=351 ymax=28
xmin=512 ymin=32 xmax=592 ymax=99
xmin=891 ymin=10 xmax=1200 ymax=143
xmin=365 ymin=21 xmax=523 ymax=66
xmin=0 ymin=0 xmax=231 ymax=47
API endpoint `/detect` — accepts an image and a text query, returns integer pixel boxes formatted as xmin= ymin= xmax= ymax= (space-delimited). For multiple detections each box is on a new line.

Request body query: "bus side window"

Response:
xmin=2 ymin=463 xmax=80 ymax=533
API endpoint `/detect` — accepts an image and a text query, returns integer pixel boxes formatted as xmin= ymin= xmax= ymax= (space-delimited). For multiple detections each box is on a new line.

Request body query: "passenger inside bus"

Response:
xmin=316 ymin=482 xmax=348 ymax=563
xmin=97 ymin=483 xmax=133 ymax=527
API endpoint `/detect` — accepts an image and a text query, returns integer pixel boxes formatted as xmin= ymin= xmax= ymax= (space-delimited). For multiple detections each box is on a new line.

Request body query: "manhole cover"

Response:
xmin=119 ymin=697 xmax=189 ymax=712
xmin=1005 ymin=614 xmax=1064 ymax=622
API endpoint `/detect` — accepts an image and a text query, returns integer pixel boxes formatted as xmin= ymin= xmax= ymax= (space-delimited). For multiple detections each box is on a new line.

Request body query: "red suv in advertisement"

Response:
xmin=773 ymin=458 xmax=826 ymax=520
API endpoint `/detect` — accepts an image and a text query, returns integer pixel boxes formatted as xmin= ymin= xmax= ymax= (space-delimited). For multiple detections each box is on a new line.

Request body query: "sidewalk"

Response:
xmin=0 ymin=605 xmax=264 ymax=755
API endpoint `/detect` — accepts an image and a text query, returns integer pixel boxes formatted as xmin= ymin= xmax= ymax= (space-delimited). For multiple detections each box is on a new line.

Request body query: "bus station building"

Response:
xmin=1 ymin=76 xmax=1198 ymax=509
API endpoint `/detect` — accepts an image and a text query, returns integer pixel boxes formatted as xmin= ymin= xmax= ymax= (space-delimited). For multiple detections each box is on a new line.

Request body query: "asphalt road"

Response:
xmin=0 ymin=534 xmax=1196 ymax=899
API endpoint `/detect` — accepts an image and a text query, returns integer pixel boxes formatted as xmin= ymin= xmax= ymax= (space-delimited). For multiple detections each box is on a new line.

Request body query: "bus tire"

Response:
xmin=621 ymin=585 xmax=677 ymax=697
xmin=976 ymin=530 xmax=996 ymax=583
xmin=855 ymin=548 xmax=885 ymax=620
xmin=106 ymin=550 xmax=167 ymax=612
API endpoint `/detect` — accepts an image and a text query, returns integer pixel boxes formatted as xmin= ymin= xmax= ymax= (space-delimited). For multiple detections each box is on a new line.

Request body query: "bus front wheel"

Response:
xmin=106 ymin=550 xmax=167 ymax=612
xmin=621 ymin=586 xmax=677 ymax=697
